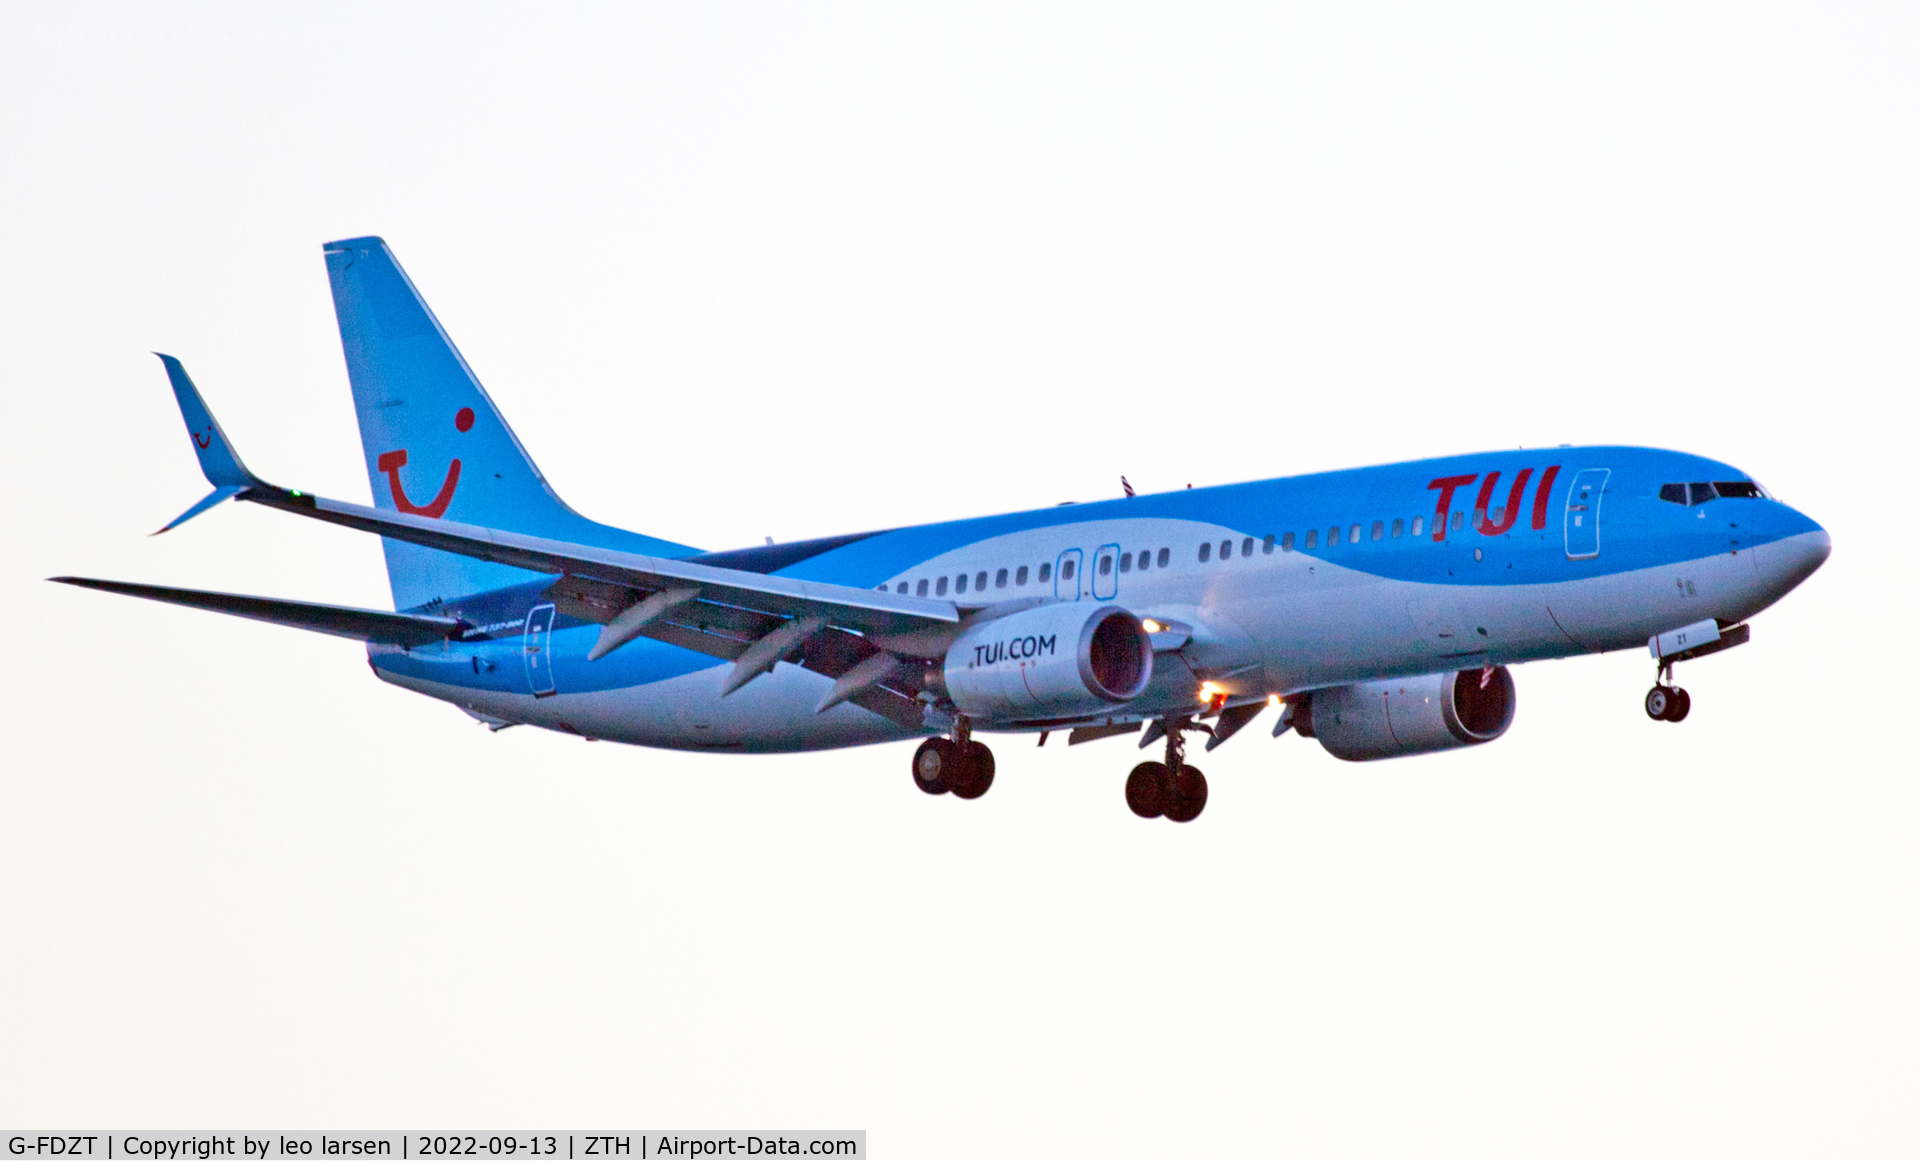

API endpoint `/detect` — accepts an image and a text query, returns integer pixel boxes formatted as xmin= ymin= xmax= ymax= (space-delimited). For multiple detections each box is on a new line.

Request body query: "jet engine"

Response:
xmin=1296 ymin=666 xmax=1515 ymax=761
xmin=943 ymin=603 xmax=1152 ymax=720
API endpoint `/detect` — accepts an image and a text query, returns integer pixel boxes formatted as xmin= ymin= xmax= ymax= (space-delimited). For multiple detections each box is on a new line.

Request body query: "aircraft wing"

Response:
xmin=49 ymin=577 xmax=469 ymax=646
xmin=244 ymin=486 xmax=958 ymax=635
xmin=235 ymin=487 xmax=960 ymax=728
xmin=149 ymin=351 xmax=961 ymax=644
xmin=139 ymin=353 xmax=962 ymax=730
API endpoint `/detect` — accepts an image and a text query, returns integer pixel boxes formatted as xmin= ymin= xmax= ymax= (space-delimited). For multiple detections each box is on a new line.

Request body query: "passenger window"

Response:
xmin=975 ymin=571 xmax=988 ymax=590
xmin=955 ymin=573 xmax=968 ymax=594
xmin=1659 ymin=483 xmax=1689 ymax=505
xmin=1412 ymin=516 xmax=1424 ymax=538
xmin=1098 ymin=555 xmax=1113 ymax=576
xmin=1715 ymin=481 xmax=1763 ymax=499
xmin=916 ymin=580 xmax=928 ymax=596
xmin=1061 ymin=560 xmax=1075 ymax=580
xmin=1349 ymin=524 xmax=1361 ymax=544
xmin=995 ymin=568 xmax=1008 ymax=588
xmin=1371 ymin=521 xmax=1384 ymax=541
xmin=1198 ymin=542 xmax=1212 ymax=562
xmin=1305 ymin=529 xmax=1318 ymax=548
xmin=936 ymin=576 xmax=948 ymax=596
xmin=1118 ymin=553 xmax=1131 ymax=573
xmin=1263 ymin=534 xmax=1275 ymax=554
xmin=1491 ymin=507 xmax=1505 ymax=525
xmin=1282 ymin=532 xmax=1294 ymax=552
xmin=1452 ymin=510 xmax=1465 ymax=530
xmin=1016 ymin=565 xmax=1029 ymax=585
xmin=1156 ymin=547 xmax=1169 ymax=567
xmin=1328 ymin=526 xmax=1340 ymax=546
xmin=1240 ymin=536 xmax=1253 ymax=557
xmin=1689 ymin=482 xmax=1715 ymax=505
xmin=1220 ymin=539 xmax=1232 ymax=559
xmin=1038 ymin=562 xmax=1052 ymax=582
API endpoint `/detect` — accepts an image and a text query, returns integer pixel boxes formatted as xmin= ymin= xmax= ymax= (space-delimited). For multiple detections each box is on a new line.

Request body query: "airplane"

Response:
xmin=53 ymin=237 xmax=1832 ymax=822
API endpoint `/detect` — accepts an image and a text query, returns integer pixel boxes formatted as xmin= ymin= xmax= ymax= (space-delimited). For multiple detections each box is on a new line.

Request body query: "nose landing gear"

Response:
xmin=1126 ymin=715 xmax=1210 ymax=822
xmin=1645 ymin=663 xmax=1691 ymax=722
xmin=911 ymin=716 xmax=996 ymax=799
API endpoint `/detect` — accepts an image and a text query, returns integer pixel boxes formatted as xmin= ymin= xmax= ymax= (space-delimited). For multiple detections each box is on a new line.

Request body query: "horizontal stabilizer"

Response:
xmin=50 ymin=577 xmax=468 ymax=646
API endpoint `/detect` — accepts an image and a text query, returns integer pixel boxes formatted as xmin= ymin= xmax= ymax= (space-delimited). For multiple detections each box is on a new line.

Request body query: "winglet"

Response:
xmin=157 ymin=353 xmax=260 ymax=489
xmin=153 ymin=354 xmax=266 ymax=533
xmin=155 ymin=484 xmax=248 ymax=534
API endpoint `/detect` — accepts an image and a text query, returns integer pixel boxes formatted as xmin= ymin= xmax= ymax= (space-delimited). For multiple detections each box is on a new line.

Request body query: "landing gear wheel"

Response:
xmin=1644 ymin=687 xmax=1673 ymax=721
xmin=912 ymin=738 xmax=957 ymax=795
xmin=1665 ymin=687 xmax=1691 ymax=722
xmin=1164 ymin=766 xmax=1209 ymax=823
xmin=948 ymin=741 xmax=997 ymax=799
xmin=1126 ymin=762 xmax=1171 ymax=818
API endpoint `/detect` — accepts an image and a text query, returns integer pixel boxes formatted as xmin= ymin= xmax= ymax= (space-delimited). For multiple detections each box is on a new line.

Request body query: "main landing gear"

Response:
xmin=912 ymin=715 xmax=996 ymax=800
xmin=1125 ymin=715 xmax=1210 ymax=823
xmin=1645 ymin=662 xmax=1691 ymax=723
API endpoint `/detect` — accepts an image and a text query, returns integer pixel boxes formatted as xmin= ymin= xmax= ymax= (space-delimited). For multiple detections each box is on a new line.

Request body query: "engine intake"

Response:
xmin=1297 ymin=666 xmax=1515 ymax=761
xmin=944 ymin=603 xmax=1152 ymax=721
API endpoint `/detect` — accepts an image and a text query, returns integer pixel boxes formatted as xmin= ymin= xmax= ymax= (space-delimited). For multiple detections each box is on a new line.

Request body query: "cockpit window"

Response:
xmin=1661 ymin=479 xmax=1768 ymax=505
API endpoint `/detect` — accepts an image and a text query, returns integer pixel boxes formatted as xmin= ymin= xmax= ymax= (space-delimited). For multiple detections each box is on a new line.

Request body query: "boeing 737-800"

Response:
xmin=54 ymin=237 xmax=1832 ymax=822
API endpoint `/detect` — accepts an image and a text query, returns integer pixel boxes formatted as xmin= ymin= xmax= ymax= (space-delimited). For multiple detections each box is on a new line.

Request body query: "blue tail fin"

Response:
xmin=322 ymin=236 xmax=694 ymax=609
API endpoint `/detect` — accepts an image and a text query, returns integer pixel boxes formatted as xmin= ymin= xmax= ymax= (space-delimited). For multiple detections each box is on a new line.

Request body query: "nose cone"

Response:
xmin=1752 ymin=504 xmax=1830 ymax=601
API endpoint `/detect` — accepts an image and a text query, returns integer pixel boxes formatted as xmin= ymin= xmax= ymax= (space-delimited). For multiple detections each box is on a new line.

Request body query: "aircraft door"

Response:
xmin=524 ymin=602 xmax=557 ymax=697
xmin=1564 ymin=469 xmax=1609 ymax=559
xmin=1092 ymin=543 xmax=1120 ymax=601
xmin=1055 ymin=548 xmax=1083 ymax=601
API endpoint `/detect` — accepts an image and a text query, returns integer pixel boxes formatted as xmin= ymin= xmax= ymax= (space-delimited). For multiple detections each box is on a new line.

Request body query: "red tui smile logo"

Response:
xmin=376 ymin=407 xmax=474 ymax=519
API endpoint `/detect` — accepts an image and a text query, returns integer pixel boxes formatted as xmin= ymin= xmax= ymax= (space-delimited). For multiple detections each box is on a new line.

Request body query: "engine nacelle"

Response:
xmin=944 ymin=603 xmax=1152 ymax=721
xmin=1297 ymin=666 xmax=1515 ymax=761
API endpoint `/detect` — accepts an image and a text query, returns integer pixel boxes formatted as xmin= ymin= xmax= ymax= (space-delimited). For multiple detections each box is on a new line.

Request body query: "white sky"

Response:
xmin=2 ymin=2 xmax=1915 ymax=1156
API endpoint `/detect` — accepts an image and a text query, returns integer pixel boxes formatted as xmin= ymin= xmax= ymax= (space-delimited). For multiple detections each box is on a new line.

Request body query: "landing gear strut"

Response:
xmin=912 ymin=715 xmax=995 ymax=799
xmin=1126 ymin=715 xmax=1210 ymax=823
xmin=1644 ymin=662 xmax=1691 ymax=723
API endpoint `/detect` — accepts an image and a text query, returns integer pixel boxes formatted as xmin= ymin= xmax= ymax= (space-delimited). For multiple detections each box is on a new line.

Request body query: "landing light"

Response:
xmin=1267 ymin=693 xmax=1281 ymax=708
xmin=1198 ymin=681 xmax=1223 ymax=701
xmin=1142 ymin=619 xmax=1163 ymax=633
